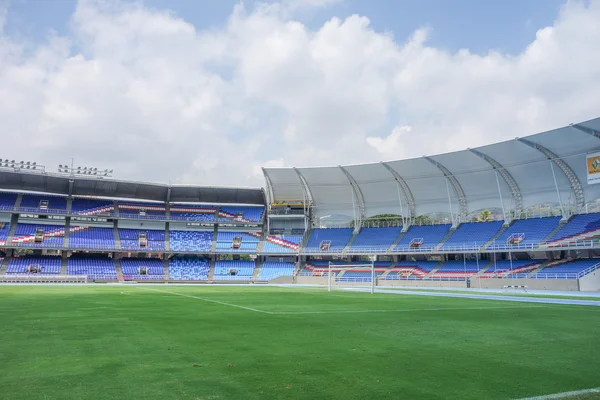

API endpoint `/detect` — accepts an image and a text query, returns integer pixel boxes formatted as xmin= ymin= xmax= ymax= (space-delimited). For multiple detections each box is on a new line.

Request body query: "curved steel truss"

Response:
xmin=423 ymin=156 xmax=468 ymax=222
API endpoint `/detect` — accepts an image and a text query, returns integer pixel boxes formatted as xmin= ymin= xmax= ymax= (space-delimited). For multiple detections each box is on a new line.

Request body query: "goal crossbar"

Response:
xmin=328 ymin=262 xmax=376 ymax=294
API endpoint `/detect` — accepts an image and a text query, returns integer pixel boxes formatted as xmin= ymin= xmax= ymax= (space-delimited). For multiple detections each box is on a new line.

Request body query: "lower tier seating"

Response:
xmin=6 ymin=256 xmax=61 ymax=274
xmin=257 ymin=262 xmax=296 ymax=280
xmin=168 ymin=257 xmax=210 ymax=280
xmin=121 ymin=258 xmax=165 ymax=281
xmin=67 ymin=256 xmax=118 ymax=280
xmin=213 ymin=260 xmax=255 ymax=280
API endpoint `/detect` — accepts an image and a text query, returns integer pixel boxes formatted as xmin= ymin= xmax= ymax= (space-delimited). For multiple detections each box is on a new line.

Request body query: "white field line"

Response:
xmin=137 ymin=287 xmax=275 ymax=314
xmin=138 ymin=287 xmax=543 ymax=315
xmin=514 ymin=387 xmax=600 ymax=400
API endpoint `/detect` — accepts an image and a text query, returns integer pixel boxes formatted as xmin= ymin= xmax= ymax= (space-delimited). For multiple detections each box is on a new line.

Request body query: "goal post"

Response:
xmin=328 ymin=261 xmax=376 ymax=294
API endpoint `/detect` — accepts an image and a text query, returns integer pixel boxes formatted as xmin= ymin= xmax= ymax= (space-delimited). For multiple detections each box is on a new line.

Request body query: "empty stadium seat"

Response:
xmin=69 ymin=227 xmax=115 ymax=249
xmin=213 ymin=260 xmax=256 ymax=280
xmin=215 ymin=232 xmax=259 ymax=253
xmin=348 ymin=227 xmax=403 ymax=253
xmin=11 ymin=224 xmax=65 ymax=248
xmin=6 ymin=256 xmax=61 ymax=274
xmin=218 ymin=206 xmax=264 ymax=223
xmin=394 ymin=225 xmax=451 ymax=252
xmin=262 ymin=235 xmax=302 ymax=253
xmin=0 ymin=222 xmax=10 ymax=245
xmin=71 ymin=198 xmax=115 ymax=216
xmin=19 ymin=194 xmax=67 ymax=214
xmin=490 ymin=217 xmax=561 ymax=249
xmin=257 ymin=262 xmax=296 ymax=280
xmin=168 ymin=257 xmax=210 ymax=280
xmin=121 ymin=258 xmax=165 ymax=281
xmin=546 ymin=213 xmax=600 ymax=243
xmin=532 ymin=258 xmax=600 ymax=279
xmin=67 ymin=256 xmax=118 ymax=281
xmin=304 ymin=228 xmax=353 ymax=252
xmin=440 ymin=221 xmax=503 ymax=250
xmin=118 ymin=202 xmax=166 ymax=219
xmin=169 ymin=230 xmax=213 ymax=252
xmin=169 ymin=205 xmax=215 ymax=221
xmin=119 ymin=229 xmax=165 ymax=251
xmin=0 ymin=192 xmax=17 ymax=210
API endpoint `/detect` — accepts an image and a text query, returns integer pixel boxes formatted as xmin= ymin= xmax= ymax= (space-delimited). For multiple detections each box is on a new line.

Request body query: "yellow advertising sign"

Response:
xmin=587 ymin=152 xmax=600 ymax=185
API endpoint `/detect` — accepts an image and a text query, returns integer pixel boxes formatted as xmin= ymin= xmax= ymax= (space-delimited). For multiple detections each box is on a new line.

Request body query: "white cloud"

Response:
xmin=0 ymin=0 xmax=599 ymax=188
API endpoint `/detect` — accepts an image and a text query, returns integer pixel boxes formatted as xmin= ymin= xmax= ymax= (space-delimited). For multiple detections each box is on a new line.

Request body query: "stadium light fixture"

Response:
xmin=58 ymin=161 xmax=114 ymax=179
xmin=0 ymin=158 xmax=45 ymax=173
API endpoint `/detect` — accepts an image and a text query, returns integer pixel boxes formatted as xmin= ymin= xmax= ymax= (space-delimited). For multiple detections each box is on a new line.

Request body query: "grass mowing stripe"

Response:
xmin=514 ymin=387 xmax=600 ymax=399
xmin=137 ymin=287 xmax=274 ymax=314
xmin=272 ymin=305 xmax=545 ymax=314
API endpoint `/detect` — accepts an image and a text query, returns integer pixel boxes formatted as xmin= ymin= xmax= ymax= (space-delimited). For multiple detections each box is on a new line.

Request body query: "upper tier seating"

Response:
xmin=532 ymin=258 xmax=600 ymax=279
xmin=168 ymin=257 xmax=210 ymax=280
xmin=440 ymin=221 xmax=504 ymax=250
xmin=67 ymin=256 xmax=118 ymax=281
xmin=490 ymin=217 xmax=561 ymax=249
xmin=71 ymin=198 xmax=115 ymax=216
xmin=12 ymin=224 xmax=65 ymax=248
xmin=119 ymin=229 xmax=165 ymax=251
xmin=348 ymin=227 xmax=403 ymax=253
xmin=215 ymin=232 xmax=259 ymax=253
xmin=20 ymin=194 xmax=67 ymax=214
xmin=169 ymin=205 xmax=215 ymax=222
xmin=6 ymin=256 xmax=61 ymax=274
xmin=213 ymin=260 xmax=255 ymax=280
xmin=546 ymin=213 xmax=600 ymax=243
xmin=0 ymin=192 xmax=17 ymax=210
xmin=118 ymin=202 xmax=166 ymax=219
xmin=393 ymin=224 xmax=452 ymax=252
xmin=69 ymin=227 xmax=115 ymax=249
xmin=257 ymin=262 xmax=296 ymax=280
xmin=0 ymin=222 xmax=10 ymax=245
xmin=218 ymin=206 xmax=264 ymax=223
xmin=262 ymin=235 xmax=302 ymax=253
xmin=169 ymin=230 xmax=213 ymax=252
xmin=304 ymin=228 xmax=354 ymax=252
xmin=121 ymin=257 xmax=165 ymax=280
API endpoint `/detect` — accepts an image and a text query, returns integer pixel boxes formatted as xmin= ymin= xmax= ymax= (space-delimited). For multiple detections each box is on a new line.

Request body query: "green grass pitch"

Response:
xmin=0 ymin=285 xmax=598 ymax=400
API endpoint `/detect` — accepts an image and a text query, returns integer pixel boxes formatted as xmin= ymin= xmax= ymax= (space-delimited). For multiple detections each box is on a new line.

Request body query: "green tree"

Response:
xmin=474 ymin=209 xmax=494 ymax=222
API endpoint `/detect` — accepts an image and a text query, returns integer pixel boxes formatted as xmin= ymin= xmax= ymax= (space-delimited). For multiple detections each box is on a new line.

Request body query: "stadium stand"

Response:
xmin=0 ymin=222 xmax=10 ymax=245
xmin=69 ymin=227 xmax=115 ymax=249
xmin=304 ymin=228 xmax=354 ymax=252
xmin=118 ymin=202 xmax=166 ymax=219
xmin=169 ymin=230 xmax=213 ymax=252
xmin=218 ymin=206 xmax=264 ymax=223
xmin=0 ymin=192 xmax=17 ymax=210
xmin=532 ymin=258 xmax=600 ymax=279
xmin=67 ymin=256 xmax=118 ymax=281
xmin=6 ymin=256 xmax=61 ymax=274
xmin=382 ymin=260 xmax=440 ymax=280
xmin=213 ymin=260 xmax=256 ymax=280
xmin=19 ymin=194 xmax=67 ymax=213
xmin=11 ymin=224 xmax=65 ymax=248
xmin=119 ymin=229 xmax=165 ymax=251
xmin=121 ymin=258 xmax=165 ymax=281
xmin=440 ymin=221 xmax=503 ymax=250
xmin=257 ymin=261 xmax=296 ymax=280
xmin=348 ymin=227 xmax=403 ymax=252
xmin=71 ymin=198 xmax=115 ymax=216
xmin=169 ymin=205 xmax=216 ymax=221
xmin=168 ymin=257 xmax=210 ymax=280
xmin=262 ymin=235 xmax=302 ymax=253
xmin=546 ymin=213 xmax=600 ymax=244
xmin=429 ymin=260 xmax=482 ymax=278
xmin=299 ymin=260 xmax=391 ymax=276
xmin=393 ymin=224 xmax=451 ymax=252
xmin=481 ymin=259 xmax=543 ymax=276
xmin=489 ymin=216 xmax=561 ymax=249
xmin=215 ymin=232 xmax=260 ymax=253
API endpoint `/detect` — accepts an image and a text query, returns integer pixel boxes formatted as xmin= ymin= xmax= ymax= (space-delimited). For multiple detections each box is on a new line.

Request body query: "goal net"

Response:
xmin=328 ymin=262 xmax=377 ymax=294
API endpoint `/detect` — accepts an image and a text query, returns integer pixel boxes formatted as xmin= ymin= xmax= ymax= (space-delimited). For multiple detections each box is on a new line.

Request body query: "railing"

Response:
xmin=0 ymin=274 xmax=88 ymax=283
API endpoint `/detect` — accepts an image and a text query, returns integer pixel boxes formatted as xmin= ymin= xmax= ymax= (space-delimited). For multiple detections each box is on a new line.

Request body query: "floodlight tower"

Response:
xmin=58 ymin=161 xmax=114 ymax=179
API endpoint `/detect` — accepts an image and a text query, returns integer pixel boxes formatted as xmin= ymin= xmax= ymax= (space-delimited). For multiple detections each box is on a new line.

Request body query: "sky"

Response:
xmin=0 ymin=0 xmax=598 ymax=188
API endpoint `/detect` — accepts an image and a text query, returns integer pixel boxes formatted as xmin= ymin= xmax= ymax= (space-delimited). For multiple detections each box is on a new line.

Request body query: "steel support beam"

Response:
xmin=261 ymin=168 xmax=275 ymax=207
xmin=166 ymin=187 xmax=172 ymax=204
xmin=570 ymin=123 xmax=600 ymax=139
xmin=380 ymin=162 xmax=416 ymax=221
xmin=517 ymin=137 xmax=585 ymax=212
xmin=423 ymin=156 xmax=468 ymax=223
xmin=68 ymin=180 xmax=74 ymax=198
xmin=468 ymin=148 xmax=523 ymax=219
xmin=338 ymin=166 xmax=366 ymax=232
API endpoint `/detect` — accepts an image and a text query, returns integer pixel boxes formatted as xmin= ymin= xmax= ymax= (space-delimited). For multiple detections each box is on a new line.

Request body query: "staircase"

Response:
xmin=387 ymin=230 xmax=407 ymax=252
xmin=471 ymin=260 xmax=493 ymax=278
xmin=64 ymin=218 xmax=71 ymax=248
xmin=208 ymin=260 xmax=216 ymax=281
xmin=525 ymin=258 xmax=573 ymax=278
xmin=342 ymin=230 xmax=360 ymax=254
xmin=262 ymin=235 xmax=300 ymax=253
xmin=61 ymin=254 xmax=68 ymax=275
xmin=164 ymin=258 xmax=170 ymax=280
xmin=483 ymin=223 xmax=510 ymax=249
xmin=434 ymin=228 xmax=456 ymax=251
xmin=542 ymin=218 xmax=569 ymax=244
xmin=115 ymin=258 xmax=124 ymax=282
xmin=424 ymin=260 xmax=445 ymax=278
xmin=13 ymin=193 xmax=23 ymax=211
xmin=379 ymin=266 xmax=393 ymax=280
xmin=298 ymin=228 xmax=313 ymax=253
xmin=0 ymin=256 xmax=10 ymax=274
xmin=293 ymin=261 xmax=304 ymax=277
xmin=255 ymin=231 xmax=266 ymax=253
xmin=211 ymin=226 xmax=218 ymax=252
xmin=6 ymin=214 xmax=19 ymax=244
xmin=113 ymin=221 xmax=121 ymax=250
xmin=252 ymin=260 xmax=263 ymax=281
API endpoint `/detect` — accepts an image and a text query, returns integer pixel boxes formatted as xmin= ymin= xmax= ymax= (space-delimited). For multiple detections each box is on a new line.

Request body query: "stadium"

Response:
xmin=1 ymin=118 xmax=600 ymax=400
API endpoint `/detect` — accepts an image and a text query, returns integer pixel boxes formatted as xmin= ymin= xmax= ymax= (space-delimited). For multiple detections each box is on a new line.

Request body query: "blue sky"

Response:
xmin=4 ymin=0 xmax=568 ymax=54
xmin=0 ymin=0 xmax=598 ymax=186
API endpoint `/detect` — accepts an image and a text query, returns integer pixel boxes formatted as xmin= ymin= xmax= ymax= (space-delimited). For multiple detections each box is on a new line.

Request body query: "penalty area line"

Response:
xmin=136 ymin=287 xmax=274 ymax=314
xmin=514 ymin=387 xmax=600 ymax=400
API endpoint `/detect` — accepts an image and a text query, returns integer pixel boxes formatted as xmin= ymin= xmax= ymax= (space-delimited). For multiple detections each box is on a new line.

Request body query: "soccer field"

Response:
xmin=0 ymin=285 xmax=598 ymax=400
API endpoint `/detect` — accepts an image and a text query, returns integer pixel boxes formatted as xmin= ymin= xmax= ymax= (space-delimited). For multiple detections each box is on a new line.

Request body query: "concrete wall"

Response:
xmin=579 ymin=270 xmax=600 ymax=291
xmin=269 ymin=276 xmax=294 ymax=284
xmin=471 ymin=278 xmax=579 ymax=291
xmin=378 ymin=280 xmax=467 ymax=288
